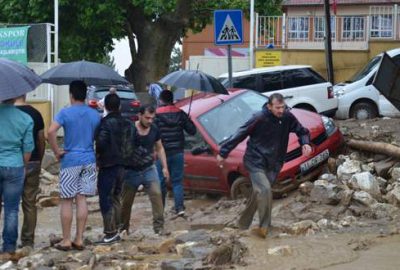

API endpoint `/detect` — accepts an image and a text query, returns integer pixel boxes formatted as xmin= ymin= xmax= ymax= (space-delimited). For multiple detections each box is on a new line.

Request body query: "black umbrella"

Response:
xmin=159 ymin=70 xmax=229 ymax=95
xmin=0 ymin=58 xmax=42 ymax=102
xmin=40 ymin=60 xmax=129 ymax=85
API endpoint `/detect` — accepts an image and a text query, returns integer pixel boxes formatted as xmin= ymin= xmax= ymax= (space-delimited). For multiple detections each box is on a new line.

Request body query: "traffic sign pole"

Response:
xmin=227 ymin=45 xmax=233 ymax=88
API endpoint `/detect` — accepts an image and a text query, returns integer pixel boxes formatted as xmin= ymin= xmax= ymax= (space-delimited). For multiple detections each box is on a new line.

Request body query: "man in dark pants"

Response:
xmin=155 ymin=90 xmax=196 ymax=216
xmin=217 ymin=93 xmax=312 ymax=238
xmin=15 ymin=94 xmax=45 ymax=249
xmin=95 ymin=94 xmax=127 ymax=244
xmin=121 ymin=105 xmax=169 ymax=235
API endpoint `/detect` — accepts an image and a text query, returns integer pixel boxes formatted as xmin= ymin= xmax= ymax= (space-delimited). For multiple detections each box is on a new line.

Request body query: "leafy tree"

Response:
xmin=0 ymin=0 xmax=281 ymax=91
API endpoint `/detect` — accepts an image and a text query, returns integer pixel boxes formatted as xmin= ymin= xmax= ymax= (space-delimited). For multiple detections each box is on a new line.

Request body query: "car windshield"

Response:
xmin=95 ymin=89 xmax=137 ymax=99
xmin=347 ymin=56 xmax=381 ymax=83
xmin=198 ymin=91 xmax=268 ymax=144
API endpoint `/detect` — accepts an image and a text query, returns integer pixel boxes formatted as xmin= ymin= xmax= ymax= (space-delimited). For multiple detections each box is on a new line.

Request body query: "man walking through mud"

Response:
xmin=217 ymin=93 xmax=312 ymax=238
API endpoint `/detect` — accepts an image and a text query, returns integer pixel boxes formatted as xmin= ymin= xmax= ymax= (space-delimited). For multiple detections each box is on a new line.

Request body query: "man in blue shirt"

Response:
xmin=0 ymin=98 xmax=33 ymax=254
xmin=48 ymin=81 xmax=100 ymax=251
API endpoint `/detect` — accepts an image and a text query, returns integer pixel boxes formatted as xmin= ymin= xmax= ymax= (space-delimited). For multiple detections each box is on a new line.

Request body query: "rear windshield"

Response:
xmin=95 ymin=89 xmax=137 ymax=99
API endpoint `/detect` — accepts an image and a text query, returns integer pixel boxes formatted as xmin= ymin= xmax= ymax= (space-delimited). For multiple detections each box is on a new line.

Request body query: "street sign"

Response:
xmin=214 ymin=10 xmax=243 ymax=46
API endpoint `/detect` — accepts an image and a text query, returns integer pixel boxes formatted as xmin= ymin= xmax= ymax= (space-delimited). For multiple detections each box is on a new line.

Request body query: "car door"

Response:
xmin=183 ymin=131 xmax=224 ymax=193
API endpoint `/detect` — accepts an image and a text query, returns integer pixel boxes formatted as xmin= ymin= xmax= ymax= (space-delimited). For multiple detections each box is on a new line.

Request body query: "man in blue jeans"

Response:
xmin=0 ymin=98 xmax=33 ymax=254
xmin=95 ymin=93 xmax=127 ymax=244
xmin=121 ymin=105 xmax=169 ymax=235
xmin=155 ymin=90 xmax=196 ymax=216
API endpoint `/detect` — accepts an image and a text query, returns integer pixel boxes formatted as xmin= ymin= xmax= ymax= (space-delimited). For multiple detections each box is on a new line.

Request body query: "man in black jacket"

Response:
xmin=95 ymin=93 xmax=126 ymax=244
xmin=217 ymin=93 xmax=312 ymax=238
xmin=155 ymin=90 xmax=196 ymax=216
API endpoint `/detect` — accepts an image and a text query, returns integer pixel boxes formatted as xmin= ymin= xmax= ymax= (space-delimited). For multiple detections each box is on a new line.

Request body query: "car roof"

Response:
xmin=219 ymin=65 xmax=311 ymax=78
xmin=175 ymin=89 xmax=260 ymax=117
xmin=384 ymin=47 xmax=400 ymax=57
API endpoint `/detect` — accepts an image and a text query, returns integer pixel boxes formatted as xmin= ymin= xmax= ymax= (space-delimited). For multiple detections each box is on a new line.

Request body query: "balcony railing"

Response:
xmin=256 ymin=5 xmax=400 ymax=50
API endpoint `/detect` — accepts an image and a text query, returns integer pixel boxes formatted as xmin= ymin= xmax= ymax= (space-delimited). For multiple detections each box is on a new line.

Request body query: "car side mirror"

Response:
xmin=191 ymin=145 xmax=211 ymax=155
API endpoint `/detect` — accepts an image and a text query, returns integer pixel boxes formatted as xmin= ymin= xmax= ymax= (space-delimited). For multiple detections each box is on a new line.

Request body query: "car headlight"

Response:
xmin=334 ymin=89 xmax=345 ymax=98
xmin=321 ymin=116 xmax=336 ymax=136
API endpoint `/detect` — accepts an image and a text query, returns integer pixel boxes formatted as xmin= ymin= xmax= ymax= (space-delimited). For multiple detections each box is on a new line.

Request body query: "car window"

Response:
xmin=95 ymin=90 xmax=137 ymax=99
xmin=366 ymin=72 xmax=375 ymax=86
xmin=283 ymin=68 xmax=325 ymax=89
xmin=260 ymin=71 xmax=283 ymax=92
xmin=348 ymin=56 xmax=381 ymax=83
xmin=198 ymin=91 xmax=268 ymax=144
xmin=232 ymin=75 xmax=257 ymax=90
xmin=184 ymin=131 xmax=208 ymax=151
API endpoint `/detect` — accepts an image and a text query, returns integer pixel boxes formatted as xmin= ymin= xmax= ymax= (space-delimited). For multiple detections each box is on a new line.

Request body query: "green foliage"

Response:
xmin=0 ymin=0 xmax=282 ymax=64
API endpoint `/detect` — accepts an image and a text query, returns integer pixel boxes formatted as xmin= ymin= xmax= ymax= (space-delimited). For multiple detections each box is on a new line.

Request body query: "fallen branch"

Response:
xmin=347 ymin=139 xmax=400 ymax=158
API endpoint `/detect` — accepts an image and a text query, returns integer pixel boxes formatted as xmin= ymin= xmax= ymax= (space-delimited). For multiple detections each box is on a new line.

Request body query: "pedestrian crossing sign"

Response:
xmin=214 ymin=10 xmax=243 ymax=46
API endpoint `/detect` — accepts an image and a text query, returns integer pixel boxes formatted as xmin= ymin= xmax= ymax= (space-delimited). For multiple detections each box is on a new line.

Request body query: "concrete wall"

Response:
xmin=257 ymin=40 xmax=400 ymax=83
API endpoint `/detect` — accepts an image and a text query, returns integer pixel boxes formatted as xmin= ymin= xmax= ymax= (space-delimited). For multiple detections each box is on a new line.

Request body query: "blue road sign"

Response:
xmin=214 ymin=10 xmax=243 ymax=46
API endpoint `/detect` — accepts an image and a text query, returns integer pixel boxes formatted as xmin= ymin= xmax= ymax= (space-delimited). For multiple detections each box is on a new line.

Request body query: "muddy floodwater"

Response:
xmin=2 ymin=190 xmax=397 ymax=270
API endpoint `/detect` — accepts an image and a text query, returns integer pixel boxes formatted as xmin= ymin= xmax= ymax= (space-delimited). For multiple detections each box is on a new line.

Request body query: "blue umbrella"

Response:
xmin=40 ymin=60 xmax=129 ymax=85
xmin=0 ymin=58 xmax=42 ymax=102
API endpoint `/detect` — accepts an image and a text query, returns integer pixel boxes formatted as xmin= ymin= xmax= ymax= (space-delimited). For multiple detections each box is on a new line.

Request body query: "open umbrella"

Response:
xmin=159 ymin=70 xmax=229 ymax=95
xmin=0 ymin=58 xmax=42 ymax=102
xmin=40 ymin=60 xmax=129 ymax=85
xmin=159 ymin=70 xmax=228 ymax=115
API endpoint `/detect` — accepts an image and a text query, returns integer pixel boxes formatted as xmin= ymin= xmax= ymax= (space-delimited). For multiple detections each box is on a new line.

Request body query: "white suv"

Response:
xmin=218 ymin=65 xmax=337 ymax=116
xmin=334 ymin=48 xmax=400 ymax=120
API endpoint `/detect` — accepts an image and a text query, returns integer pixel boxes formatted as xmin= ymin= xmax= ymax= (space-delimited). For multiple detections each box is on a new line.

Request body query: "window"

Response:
xmin=342 ymin=16 xmax=365 ymax=40
xmin=371 ymin=15 xmax=393 ymax=38
xmin=198 ymin=91 xmax=268 ymax=144
xmin=393 ymin=55 xmax=400 ymax=66
xmin=314 ymin=17 xmax=336 ymax=40
xmin=370 ymin=6 xmax=394 ymax=38
xmin=232 ymin=75 xmax=257 ymax=90
xmin=283 ymin=68 xmax=325 ymax=89
xmin=184 ymin=132 xmax=208 ymax=151
xmin=261 ymin=72 xmax=283 ymax=92
xmin=288 ymin=17 xmax=309 ymax=40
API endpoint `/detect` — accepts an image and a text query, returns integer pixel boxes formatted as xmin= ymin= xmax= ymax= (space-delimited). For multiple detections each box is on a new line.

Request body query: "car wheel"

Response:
xmin=294 ymin=104 xmax=317 ymax=112
xmin=350 ymin=102 xmax=378 ymax=120
xmin=230 ymin=177 xmax=252 ymax=200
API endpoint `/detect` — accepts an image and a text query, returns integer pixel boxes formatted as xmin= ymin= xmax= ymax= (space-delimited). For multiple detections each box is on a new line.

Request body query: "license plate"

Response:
xmin=300 ymin=149 xmax=329 ymax=173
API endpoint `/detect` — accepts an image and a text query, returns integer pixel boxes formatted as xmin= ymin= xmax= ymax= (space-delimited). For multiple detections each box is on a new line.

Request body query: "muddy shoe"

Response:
xmin=250 ymin=227 xmax=268 ymax=239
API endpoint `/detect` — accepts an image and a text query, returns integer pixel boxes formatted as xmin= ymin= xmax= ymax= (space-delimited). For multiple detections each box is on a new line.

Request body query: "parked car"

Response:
xmin=218 ymin=65 xmax=337 ymax=117
xmin=176 ymin=90 xmax=344 ymax=198
xmin=334 ymin=48 xmax=400 ymax=120
xmin=86 ymin=85 xmax=141 ymax=121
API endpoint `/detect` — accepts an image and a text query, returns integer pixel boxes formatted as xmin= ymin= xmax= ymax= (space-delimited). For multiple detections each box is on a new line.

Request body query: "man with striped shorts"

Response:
xmin=48 ymin=81 xmax=100 ymax=251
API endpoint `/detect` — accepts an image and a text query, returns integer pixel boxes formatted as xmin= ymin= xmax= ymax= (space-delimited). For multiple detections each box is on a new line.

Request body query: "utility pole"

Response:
xmin=324 ymin=0 xmax=334 ymax=84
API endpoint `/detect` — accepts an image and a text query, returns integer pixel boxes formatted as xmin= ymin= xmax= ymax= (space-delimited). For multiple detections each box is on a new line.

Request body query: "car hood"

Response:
xmin=230 ymin=108 xmax=325 ymax=154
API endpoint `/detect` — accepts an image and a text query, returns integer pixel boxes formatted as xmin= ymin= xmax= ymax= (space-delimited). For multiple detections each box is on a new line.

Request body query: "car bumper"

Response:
xmin=335 ymin=98 xmax=351 ymax=119
xmin=274 ymin=128 xmax=344 ymax=193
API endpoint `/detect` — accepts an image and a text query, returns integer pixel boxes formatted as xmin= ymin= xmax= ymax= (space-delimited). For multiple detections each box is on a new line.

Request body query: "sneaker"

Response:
xmin=177 ymin=210 xmax=185 ymax=217
xmin=96 ymin=233 xmax=121 ymax=245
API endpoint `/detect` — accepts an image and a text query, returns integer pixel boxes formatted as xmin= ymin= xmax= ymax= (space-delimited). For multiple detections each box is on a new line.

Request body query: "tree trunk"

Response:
xmin=347 ymin=139 xmax=400 ymax=159
xmin=124 ymin=0 xmax=191 ymax=92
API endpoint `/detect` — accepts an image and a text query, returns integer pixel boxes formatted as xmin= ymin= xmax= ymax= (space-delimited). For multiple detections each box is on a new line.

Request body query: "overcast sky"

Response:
xmin=110 ymin=38 xmax=131 ymax=75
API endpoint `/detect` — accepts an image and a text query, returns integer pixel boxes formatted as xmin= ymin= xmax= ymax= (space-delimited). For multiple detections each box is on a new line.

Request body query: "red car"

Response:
xmin=176 ymin=90 xmax=344 ymax=198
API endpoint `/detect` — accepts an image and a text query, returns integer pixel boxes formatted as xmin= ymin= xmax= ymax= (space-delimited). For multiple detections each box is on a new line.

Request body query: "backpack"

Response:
xmin=120 ymin=119 xmax=154 ymax=170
